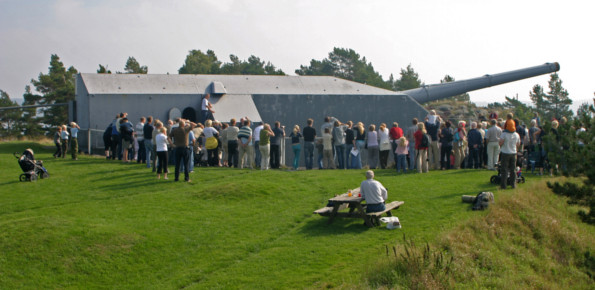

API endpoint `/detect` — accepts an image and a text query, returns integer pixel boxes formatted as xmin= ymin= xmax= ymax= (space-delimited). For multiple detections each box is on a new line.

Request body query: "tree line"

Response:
xmin=0 ymin=47 xmax=581 ymax=138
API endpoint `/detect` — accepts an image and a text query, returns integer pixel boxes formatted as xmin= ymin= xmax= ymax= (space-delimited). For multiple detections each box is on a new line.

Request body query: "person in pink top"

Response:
xmin=395 ymin=137 xmax=409 ymax=173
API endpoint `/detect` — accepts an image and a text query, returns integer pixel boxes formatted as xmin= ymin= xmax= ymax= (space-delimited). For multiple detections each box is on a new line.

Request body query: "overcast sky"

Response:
xmin=1 ymin=0 xmax=593 ymax=108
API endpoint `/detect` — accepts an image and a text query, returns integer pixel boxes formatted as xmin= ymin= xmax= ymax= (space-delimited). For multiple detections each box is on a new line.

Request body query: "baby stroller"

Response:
xmin=15 ymin=149 xmax=49 ymax=181
xmin=490 ymin=160 xmax=525 ymax=185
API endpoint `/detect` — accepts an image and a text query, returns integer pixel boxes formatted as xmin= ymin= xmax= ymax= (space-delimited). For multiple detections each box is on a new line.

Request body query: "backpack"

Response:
xmin=419 ymin=133 xmax=431 ymax=148
xmin=472 ymin=191 xmax=494 ymax=210
xmin=443 ymin=128 xmax=453 ymax=143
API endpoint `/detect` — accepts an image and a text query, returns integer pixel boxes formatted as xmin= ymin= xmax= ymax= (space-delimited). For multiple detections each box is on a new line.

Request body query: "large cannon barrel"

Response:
xmin=401 ymin=62 xmax=560 ymax=103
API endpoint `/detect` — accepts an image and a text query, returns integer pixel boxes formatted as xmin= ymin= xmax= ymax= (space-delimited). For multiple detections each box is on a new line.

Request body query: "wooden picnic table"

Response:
xmin=313 ymin=188 xmax=404 ymax=227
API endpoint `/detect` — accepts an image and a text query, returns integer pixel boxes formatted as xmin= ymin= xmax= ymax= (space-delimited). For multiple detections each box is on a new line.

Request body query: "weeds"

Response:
xmin=373 ymin=235 xmax=454 ymax=289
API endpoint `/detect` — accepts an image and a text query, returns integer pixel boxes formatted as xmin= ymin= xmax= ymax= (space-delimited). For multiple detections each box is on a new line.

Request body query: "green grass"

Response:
xmin=0 ymin=141 xmax=592 ymax=289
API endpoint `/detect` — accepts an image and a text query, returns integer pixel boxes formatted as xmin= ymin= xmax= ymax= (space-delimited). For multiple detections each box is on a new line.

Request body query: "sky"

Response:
xmin=1 ymin=0 xmax=593 ymax=109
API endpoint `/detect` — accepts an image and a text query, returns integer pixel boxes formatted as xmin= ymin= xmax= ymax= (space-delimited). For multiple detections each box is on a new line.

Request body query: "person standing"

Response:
xmin=155 ymin=127 xmax=170 ymax=180
xmin=238 ymin=119 xmax=254 ymax=169
xmin=389 ymin=122 xmax=404 ymax=168
xmin=405 ymin=118 xmax=418 ymax=170
xmin=414 ymin=122 xmax=429 ymax=173
xmin=169 ymin=119 xmax=196 ymax=182
xmin=322 ymin=127 xmax=335 ymax=169
xmin=200 ymin=93 xmax=215 ymax=124
xmin=120 ymin=118 xmax=134 ymax=163
xmin=367 ymin=124 xmax=379 ymax=169
xmin=344 ymin=121 xmax=355 ymax=169
xmin=135 ymin=117 xmax=146 ymax=163
xmin=303 ymin=118 xmax=316 ymax=170
xmin=486 ymin=119 xmax=502 ymax=170
xmin=467 ymin=122 xmax=483 ymax=169
xmin=259 ymin=123 xmax=275 ymax=170
xmin=378 ymin=123 xmax=391 ymax=169
xmin=439 ymin=121 xmax=454 ymax=170
xmin=253 ymin=122 xmax=264 ymax=168
xmin=53 ymin=126 xmax=62 ymax=158
xmin=227 ymin=118 xmax=240 ymax=168
xmin=395 ymin=137 xmax=409 ymax=173
xmin=453 ymin=121 xmax=467 ymax=169
xmin=353 ymin=122 xmax=366 ymax=169
xmin=69 ymin=122 xmax=80 ymax=160
xmin=270 ymin=121 xmax=285 ymax=169
xmin=289 ymin=125 xmax=302 ymax=170
xmin=60 ymin=124 xmax=69 ymax=158
xmin=203 ymin=120 xmax=219 ymax=167
xmin=332 ymin=120 xmax=347 ymax=169
xmin=425 ymin=111 xmax=441 ymax=170
xmin=143 ymin=116 xmax=154 ymax=169
xmin=499 ymin=128 xmax=520 ymax=189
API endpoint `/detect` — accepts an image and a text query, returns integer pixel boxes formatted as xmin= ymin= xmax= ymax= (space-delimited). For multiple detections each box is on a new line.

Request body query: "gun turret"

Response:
xmin=401 ymin=62 xmax=560 ymax=103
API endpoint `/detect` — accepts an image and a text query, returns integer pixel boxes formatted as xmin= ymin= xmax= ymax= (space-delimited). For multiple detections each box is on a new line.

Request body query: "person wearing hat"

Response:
xmin=360 ymin=170 xmax=388 ymax=213
xmin=69 ymin=122 xmax=80 ymax=160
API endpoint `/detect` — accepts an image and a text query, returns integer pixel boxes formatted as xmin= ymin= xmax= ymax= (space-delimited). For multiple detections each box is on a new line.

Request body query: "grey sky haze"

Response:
xmin=1 ymin=0 xmax=593 ymax=107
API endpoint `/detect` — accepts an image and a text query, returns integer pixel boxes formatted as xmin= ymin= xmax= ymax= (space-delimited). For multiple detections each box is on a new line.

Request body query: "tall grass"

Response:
xmin=366 ymin=177 xmax=595 ymax=288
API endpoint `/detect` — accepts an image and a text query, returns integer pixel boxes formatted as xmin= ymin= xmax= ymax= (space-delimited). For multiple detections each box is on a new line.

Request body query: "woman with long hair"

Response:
xmin=366 ymin=124 xmax=379 ymax=169
xmin=352 ymin=122 xmax=366 ymax=169
xmin=414 ymin=122 xmax=429 ymax=173
xmin=289 ymin=125 xmax=302 ymax=170
xmin=453 ymin=121 xmax=467 ymax=169
xmin=378 ymin=123 xmax=391 ymax=169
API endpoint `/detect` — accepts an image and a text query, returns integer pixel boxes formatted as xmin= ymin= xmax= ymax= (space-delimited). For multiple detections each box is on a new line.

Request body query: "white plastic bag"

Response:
xmin=379 ymin=216 xmax=401 ymax=229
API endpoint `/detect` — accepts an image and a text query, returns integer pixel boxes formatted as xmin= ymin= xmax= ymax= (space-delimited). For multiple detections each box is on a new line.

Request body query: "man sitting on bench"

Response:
xmin=360 ymin=170 xmax=387 ymax=213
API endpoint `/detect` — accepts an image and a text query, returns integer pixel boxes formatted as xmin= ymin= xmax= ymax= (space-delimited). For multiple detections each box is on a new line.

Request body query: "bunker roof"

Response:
xmin=79 ymin=73 xmax=399 ymax=96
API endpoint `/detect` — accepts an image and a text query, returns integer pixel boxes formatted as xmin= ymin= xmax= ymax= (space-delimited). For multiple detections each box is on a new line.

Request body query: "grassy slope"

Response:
xmin=0 ymin=141 xmax=592 ymax=289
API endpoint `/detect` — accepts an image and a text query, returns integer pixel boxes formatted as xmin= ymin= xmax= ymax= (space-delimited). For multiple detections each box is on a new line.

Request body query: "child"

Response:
xmin=395 ymin=137 xmax=409 ymax=173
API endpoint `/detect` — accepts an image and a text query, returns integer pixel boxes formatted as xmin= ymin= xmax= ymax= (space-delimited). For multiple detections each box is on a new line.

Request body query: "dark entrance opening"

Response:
xmin=182 ymin=107 xmax=197 ymax=123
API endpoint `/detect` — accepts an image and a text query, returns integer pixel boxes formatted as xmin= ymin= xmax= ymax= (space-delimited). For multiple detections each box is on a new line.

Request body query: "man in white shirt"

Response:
xmin=360 ymin=170 xmax=388 ymax=213
xmin=499 ymin=130 xmax=520 ymax=189
xmin=253 ymin=122 xmax=264 ymax=168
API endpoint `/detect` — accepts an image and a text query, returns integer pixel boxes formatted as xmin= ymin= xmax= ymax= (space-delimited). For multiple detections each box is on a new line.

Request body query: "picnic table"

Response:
xmin=313 ymin=187 xmax=404 ymax=227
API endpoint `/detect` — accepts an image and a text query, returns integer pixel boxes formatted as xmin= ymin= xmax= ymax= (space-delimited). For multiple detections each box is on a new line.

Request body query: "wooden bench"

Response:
xmin=366 ymin=201 xmax=404 ymax=226
xmin=313 ymin=203 xmax=348 ymax=216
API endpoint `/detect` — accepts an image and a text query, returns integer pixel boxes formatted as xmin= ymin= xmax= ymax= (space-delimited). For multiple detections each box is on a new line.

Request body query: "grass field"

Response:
xmin=1 ymin=141 xmax=593 ymax=288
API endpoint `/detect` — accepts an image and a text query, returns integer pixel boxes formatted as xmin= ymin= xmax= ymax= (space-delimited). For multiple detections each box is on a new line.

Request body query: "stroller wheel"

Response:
xmin=39 ymin=171 xmax=49 ymax=179
xmin=19 ymin=174 xmax=27 ymax=182
xmin=30 ymin=174 xmax=38 ymax=181
xmin=490 ymin=175 xmax=498 ymax=184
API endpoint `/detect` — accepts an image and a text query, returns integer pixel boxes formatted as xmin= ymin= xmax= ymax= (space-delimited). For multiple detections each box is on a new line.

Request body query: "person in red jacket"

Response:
xmin=414 ymin=122 xmax=429 ymax=173
xmin=389 ymin=122 xmax=404 ymax=168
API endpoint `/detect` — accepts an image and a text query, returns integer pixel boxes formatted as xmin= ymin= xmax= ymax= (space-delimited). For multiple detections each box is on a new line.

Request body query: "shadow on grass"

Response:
xmin=298 ymin=218 xmax=371 ymax=236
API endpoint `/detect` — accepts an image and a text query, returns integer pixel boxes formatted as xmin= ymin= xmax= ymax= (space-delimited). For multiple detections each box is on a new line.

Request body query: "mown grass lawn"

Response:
xmin=0 ymin=141 xmax=536 ymax=288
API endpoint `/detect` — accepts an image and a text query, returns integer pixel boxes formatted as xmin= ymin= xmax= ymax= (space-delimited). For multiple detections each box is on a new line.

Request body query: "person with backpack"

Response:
xmin=414 ymin=122 xmax=429 ymax=173
xmin=439 ymin=121 xmax=454 ymax=170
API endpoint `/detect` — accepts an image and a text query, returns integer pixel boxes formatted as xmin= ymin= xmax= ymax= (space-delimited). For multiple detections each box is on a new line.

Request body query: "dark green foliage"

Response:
xmin=29 ymin=54 xmax=78 ymax=130
xmin=220 ymin=55 xmax=285 ymax=75
xmin=296 ymin=47 xmax=391 ymax=90
xmin=546 ymin=103 xmax=595 ymax=225
xmin=97 ymin=64 xmax=112 ymax=74
xmin=178 ymin=49 xmax=284 ymax=75
xmin=178 ymin=49 xmax=221 ymax=74
xmin=392 ymin=64 xmax=422 ymax=91
xmin=0 ymin=90 xmax=23 ymax=137
xmin=123 ymin=57 xmax=147 ymax=74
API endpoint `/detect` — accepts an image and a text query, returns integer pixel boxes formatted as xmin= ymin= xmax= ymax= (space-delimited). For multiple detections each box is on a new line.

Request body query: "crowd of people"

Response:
xmin=95 ymin=105 xmax=586 ymax=189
